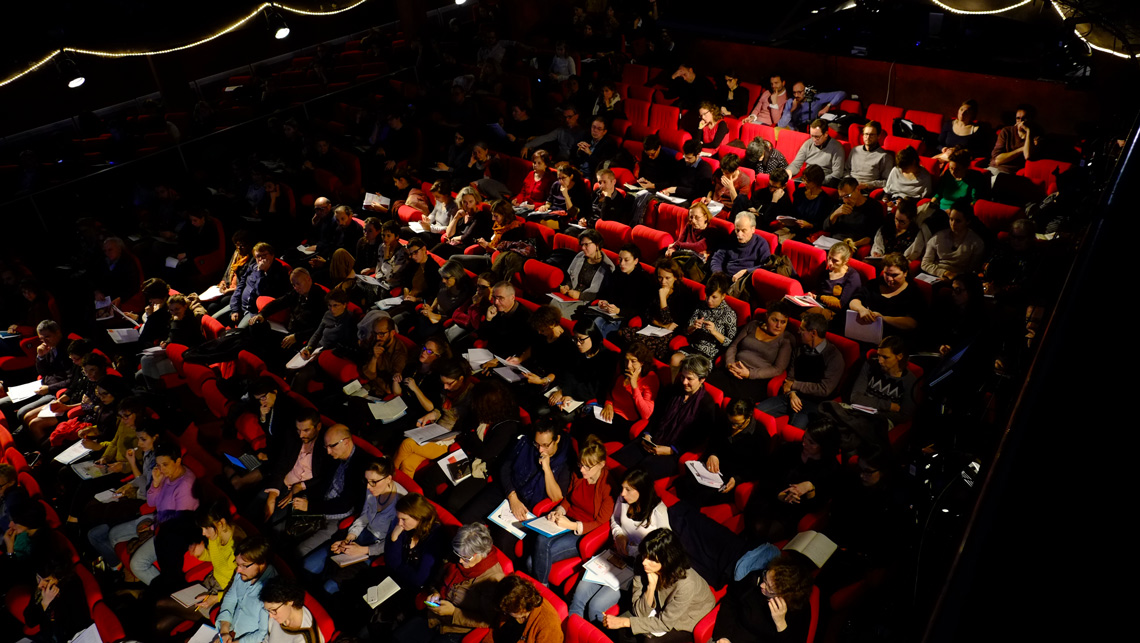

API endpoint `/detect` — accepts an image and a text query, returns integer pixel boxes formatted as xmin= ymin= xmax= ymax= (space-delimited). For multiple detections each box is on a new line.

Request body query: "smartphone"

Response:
xmin=424 ymin=599 xmax=441 ymax=607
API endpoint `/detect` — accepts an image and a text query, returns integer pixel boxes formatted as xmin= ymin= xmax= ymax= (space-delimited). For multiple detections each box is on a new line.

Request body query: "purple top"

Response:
xmin=147 ymin=468 xmax=199 ymax=523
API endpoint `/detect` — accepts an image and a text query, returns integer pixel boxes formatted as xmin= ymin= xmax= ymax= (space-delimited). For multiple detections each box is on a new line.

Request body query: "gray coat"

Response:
xmin=629 ymin=567 xmax=716 ymax=635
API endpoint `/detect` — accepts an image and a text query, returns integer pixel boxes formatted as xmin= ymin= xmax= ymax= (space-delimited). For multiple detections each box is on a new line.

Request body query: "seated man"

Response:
xmin=710 ymin=153 xmax=751 ymax=209
xmin=522 ymin=105 xmax=584 ymax=161
xmin=478 ymin=281 xmax=533 ymax=360
xmin=661 ymin=140 xmax=714 ymax=205
xmin=789 ymin=119 xmax=846 ymax=186
xmin=779 ymin=83 xmax=848 ymax=132
xmin=390 ymin=238 xmax=442 ymax=317
xmin=290 ymin=424 xmax=368 ymax=557
xmin=308 ymin=206 xmax=363 ymax=271
xmin=989 ymin=104 xmax=1039 ymax=175
xmin=584 ymin=169 xmax=633 ymax=227
xmin=710 ymin=211 xmax=770 ymax=300
xmin=743 ymin=73 xmax=790 ymax=126
xmin=572 ymin=116 xmax=618 ymax=178
xmin=847 ymin=121 xmax=895 ymax=191
xmin=249 ymin=267 xmax=327 ymax=366
xmin=262 ymin=410 xmax=329 ymax=524
xmin=217 ymin=537 xmax=278 ymax=643
xmin=824 ymin=177 xmax=883 ymax=247
xmin=222 ymin=242 xmax=290 ymax=328
xmin=634 ymin=134 xmax=676 ymax=193
xmin=93 ymin=237 xmax=141 ymax=308
xmin=756 ymin=310 xmax=844 ymax=429
xmin=224 ymin=375 xmax=305 ymax=490
xmin=737 ymin=168 xmax=794 ymax=224
xmin=666 ymin=62 xmax=717 ymax=113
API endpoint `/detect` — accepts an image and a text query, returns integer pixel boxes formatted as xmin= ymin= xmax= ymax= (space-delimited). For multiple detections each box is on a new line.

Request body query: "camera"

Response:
xmin=802 ymin=85 xmax=818 ymax=102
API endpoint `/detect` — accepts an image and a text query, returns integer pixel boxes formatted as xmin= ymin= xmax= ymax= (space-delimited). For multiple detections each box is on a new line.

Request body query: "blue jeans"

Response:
xmin=569 ymin=580 xmax=622 ymax=625
xmin=594 ymin=317 xmax=621 ymax=339
xmin=88 ymin=516 xmax=146 ymax=566
xmin=131 ymin=535 xmax=161 ymax=585
xmin=756 ymin=394 xmax=822 ymax=429
xmin=526 ymin=530 xmax=580 ymax=585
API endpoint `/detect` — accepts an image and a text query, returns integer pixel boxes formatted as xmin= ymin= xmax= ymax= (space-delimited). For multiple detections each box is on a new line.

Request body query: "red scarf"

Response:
xmin=441 ymin=553 xmax=499 ymax=595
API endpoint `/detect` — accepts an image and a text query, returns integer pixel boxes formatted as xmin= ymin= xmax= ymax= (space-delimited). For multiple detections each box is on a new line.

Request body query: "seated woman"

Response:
xmin=920 ymin=200 xmax=985 ymax=282
xmin=452 ymin=201 xmax=527 ymax=273
xmin=61 ymin=394 xmax=145 ymax=524
xmin=292 ymin=288 xmax=360 ymax=392
xmin=433 ymin=187 xmax=492 ymax=260
xmin=139 ymin=294 xmax=204 ymax=386
xmin=328 ymin=248 xmax=374 ymax=311
xmin=718 ymin=71 xmax=751 ymax=118
xmin=560 ymin=229 xmax=616 ymax=307
xmin=594 ymin=244 xmax=658 ymax=339
xmin=927 ymin=273 xmax=989 ymax=357
xmin=260 ymin=576 xmax=327 ymax=643
xmin=303 ymin=457 xmax=407 ymax=595
xmin=20 ymin=558 xmax=92 ymax=643
xmin=420 ymin=380 xmax=522 ymax=513
xmin=46 ymin=371 xmax=128 ymax=454
xmin=394 ymin=523 xmax=506 ymax=643
xmin=600 ymin=528 xmax=716 ymax=643
xmin=696 ymin=101 xmax=730 ymax=149
xmin=593 ymin=83 xmax=625 ymax=120
xmin=612 ymin=354 xmax=717 ymax=480
xmin=743 ymin=137 xmax=789 ymax=177
xmin=883 ymin=147 xmax=934 ymax=201
xmin=570 ymin=341 xmax=658 ymax=445
xmin=934 ymin=99 xmax=986 ymax=162
xmin=0 ymin=502 xmax=48 ymax=592
xmin=707 ymin=303 xmax=792 ymax=403
xmin=382 ymin=494 xmax=449 ymax=614
xmin=569 ymin=468 xmax=670 ymax=625
xmin=129 ymin=441 xmax=200 ymax=586
xmin=710 ymin=153 xmax=751 ymax=210
xmin=667 ymin=272 xmax=738 ymax=378
xmin=712 ymin=552 xmax=816 ymax=643
xmin=521 ymin=304 xmax=575 ymax=379
xmin=395 ymin=358 xmax=477 ymax=474
xmin=665 ymin=203 xmax=713 ymax=281
xmin=743 ymin=419 xmax=841 ymax=542
xmin=544 ymin=320 xmax=618 ymax=409
xmin=405 ymin=180 xmax=458 ymax=242
xmin=930 ymin=147 xmax=980 ymax=213
xmin=24 ymin=342 xmax=103 ymax=445
xmin=783 ymin=165 xmax=834 ymax=242
xmin=202 ymin=230 xmax=253 ymax=315
xmin=616 ymin=258 xmax=699 ymax=362
xmin=675 ymin=397 xmax=769 ymax=507
xmin=459 ymin=420 xmax=572 ymax=552
xmin=449 ymin=271 xmax=495 ymax=337
xmin=513 ymin=150 xmax=557 ymax=208
xmin=485 ymin=574 xmax=563 ymax=643
xmin=848 ymin=253 xmax=926 ymax=339
xmin=526 ymin=436 xmax=614 ymax=585
xmin=870 ymin=199 xmax=928 ymax=261
xmin=530 ymin=163 xmax=591 ymax=229
xmin=819 ymin=336 xmax=918 ymax=457
xmin=810 ymin=241 xmax=862 ymax=323
xmin=409 ymin=260 xmax=476 ymax=342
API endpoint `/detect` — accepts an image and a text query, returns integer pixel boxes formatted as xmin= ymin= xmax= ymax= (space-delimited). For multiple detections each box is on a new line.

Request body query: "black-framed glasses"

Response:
xmin=571 ymin=335 xmax=589 ymax=344
xmin=325 ymin=437 xmax=348 ymax=450
xmin=366 ymin=476 xmax=390 ymax=487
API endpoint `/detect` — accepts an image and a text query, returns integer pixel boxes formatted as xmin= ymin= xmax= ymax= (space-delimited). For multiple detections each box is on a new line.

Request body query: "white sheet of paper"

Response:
xmin=685 ymin=459 xmax=725 ymax=489
xmin=487 ymin=498 xmax=534 ymax=539
xmin=408 ymin=220 xmax=426 ymax=233
xmin=165 ymin=256 xmax=180 ymax=269
xmin=524 ymin=515 xmax=570 ymax=537
xmin=363 ymin=576 xmax=401 ymax=609
xmin=464 ymin=348 xmax=494 ymax=370
xmin=5 ymin=381 xmax=43 ymax=403
xmin=357 ymin=273 xmax=382 ymax=286
xmin=813 ymin=236 xmax=843 ymax=250
xmin=707 ymin=200 xmax=724 ymax=216
xmin=369 ymin=396 xmax=408 ymax=422
xmin=438 ymin=448 xmax=471 ymax=485
xmin=404 ymin=423 xmax=456 ymax=445
xmin=285 ymin=346 xmax=322 ymax=369
xmin=850 ymin=404 xmax=879 ymax=414
xmin=582 ymin=550 xmax=635 ymax=590
xmin=107 ymin=328 xmax=141 ymax=344
xmin=70 ymin=623 xmax=102 ymax=643
xmin=343 ymin=380 xmax=366 ymax=397
xmin=94 ymin=296 xmax=112 ymax=310
xmin=187 ymin=624 xmax=219 ymax=643
xmin=592 ymin=405 xmax=613 ymax=424
xmin=198 ymin=285 xmax=225 ymax=302
xmin=844 ymin=309 xmax=884 ymax=344
xmin=38 ymin=404 xmax=58 ymax=418
xmin=94 ymin=489 xmax=121 ymax=503
xmin=655 ymin=192 xmax=686 ymax=204
xmin=914 ymin=272 xmax=941 ymax=284
xmin=171 ymin=583 xmax=209 ymax=609
xmin=376 ymin=296 xmax=404 ymax=310
xmin=493 ymin=366 xmax=524 ymax=383
xmin=268 ymin=321 xmax=288 ymax=334
xmin=636 ymin=325 xmax=672 ymax=337
xmin=331 ymin=551 xmax=370 ymax=567
xmin=296 ymin=244 xmax=316 ymax=255
xmin=54 ymin=440 xmax=94 ymax=464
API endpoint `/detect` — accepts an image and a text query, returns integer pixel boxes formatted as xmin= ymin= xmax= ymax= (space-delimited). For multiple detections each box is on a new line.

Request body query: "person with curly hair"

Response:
xmin=711 ymin=552 xmax=816 ymax=643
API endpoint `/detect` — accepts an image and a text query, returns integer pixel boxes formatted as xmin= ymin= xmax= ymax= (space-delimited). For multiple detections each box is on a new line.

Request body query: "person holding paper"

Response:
xmin=569 ymin=341 xmax=658 ymax=445
xmin=560 ymin=229 xmax=616 ymax=304
xmin=707 ymin=303 xmax=793 ymax=403
xmin=249 ymin=268 xmax=326 ymax=368
xmin=260 ymin=410 xmax=328 ymax=524
xmin=290 ymin=288 xmax=360 ymax=393
xmin=375 ymin=494 xmax=448 ymax=626
xmin=303 ymin=458 xmax=407 ymax=596
xmin=665 ymin=203 xmax=713 ymax=275
xmin=0 ymin=463 xmax=29 ymax=534
xmin=848 ymin=253 xmax=925 ymax=338
xmin=93 ymin=237 xmax=141 ymax=309
xmin=0 ymin=319 xmax=70 ymax=416
xmin=755 ymin=311 xmax=844 ymax=430
xmin=870 ymin=199 xmax=928 ymax=261
xmin=410 ymin=261 xmax=475 ymax=342
xmin=224 ymin=242 xmax=290 ymax=328
xmin=616 ymin=258 xmax=698 ymax=357
xmin=260 ymin=576 xmax=327 ymax=643
xmin=594 ymin=245 xmax=657 ymax=338
xmin=744 ymin=419 xmax=841 ymax=542
xmin=290 ymin=424 xmax=369 ymax=558
xmin=355 ymin=217 xmax=384 ymax=276
xmin=393 ymin=239 xmax=444 ymax=316
xmin=217 ymin=536 xmax=279 ymax=643
xmin=409 ymin=181 xmax=459 ymax=240
xmin=667 ymin=271 xmax=738 ymax=376
xmin=46 ymin=371 xmax=128 ymax=453
xmin=676 ymin=397 xmax=769 ymax=506
xmin=526 ymin=436 xmax=613 ymax=585
xmin=711 ymin=552 xmax=815 ymax=643
xmin=18 ymin=558 xmax=92 ymax=643
xmin=396 ymin=358 xmax=477 ymax=471
xmin=375 ymin=220 xmax=410 ymax=279
xmin=920 ymin=200 xmax=986 ymax=282
xmin=809 ymin=241 xmax=862 ymax=325
xmin=600 ymin=528 xmax=716 ymax=643
xmin=782 ymin=165 xmax=833 ymax=241
xmin=20 ymin=341 xmax=105 ymax=442
xmin=394 ymin=522 xmax=505 ymax=643
xmin=129 ymin=441 xmax=200 ymax=586
xmin=612 ymin=354 xmax=717 ymax=480
xmin=308 ymin=205 xmax=364 ymax=271
xmin=432 ymin=188 xmax=492 ymax=260
xmin=59 ymin=395 xmax=143 ymax=524
xmin=77 ymin=420 xmax=158 ymax=529
xmin=569 ymin=467 xmax=671 ymax=625
xmin=203 ymin=229 xmax=253 ymax=316
xmin=513 ymin=151 xmax=557 ymax=209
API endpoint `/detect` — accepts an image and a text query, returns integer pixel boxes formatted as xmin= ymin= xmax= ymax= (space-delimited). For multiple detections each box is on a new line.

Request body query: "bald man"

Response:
xmin=291 ymin=424 xmax=369 ymax=556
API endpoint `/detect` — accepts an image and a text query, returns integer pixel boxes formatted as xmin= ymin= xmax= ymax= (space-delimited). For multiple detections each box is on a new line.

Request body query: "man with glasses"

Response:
xmin=573 ymin=117 xmax=618 ymax=177
xmin=523 ymin=104 xmax=585 ymax=161
xmin=224 ymin=242 xmax=290 ymax=328
xmin=789 ymin=119 xmax=846 ymax=187
xmin=824 ymin=177 xmax=884 ymax=248
xmin=390 ymin=238 xmax=442 ymax=321
xmin=364 ymin=316 xmax=408 ymax=394
xmin=778 ymin=82 xmax=847 ymax=132
xmin=217 ymin=536 xmax=278 ymax=643
xmin=249 ymin=267 xmax=326 ymax=367
xmin=848 ymin=120 xmax=895 ymax=191
xmin=261 ymin=409 xmax=328 ymax=522
xmin=289 ymin=423 xmax=368 ymax=557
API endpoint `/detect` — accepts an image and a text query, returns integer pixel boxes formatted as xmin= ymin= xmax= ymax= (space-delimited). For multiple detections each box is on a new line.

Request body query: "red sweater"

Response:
xmin=608 ymin=371 xmax=658 ymax=422
xmin=559 ymin=470 xmax=614 ymax=533
xmin=515 ymin=169 xmax=556 ymax=206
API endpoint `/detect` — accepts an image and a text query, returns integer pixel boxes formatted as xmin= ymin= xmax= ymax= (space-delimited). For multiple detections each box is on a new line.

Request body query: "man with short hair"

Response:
xmin=574 ymin=117 xmax=619 ymax=177
xmin=0 ymin=320 xmax=69 ymax=411
xmin=744 ymin=73 xmax=791 ymax=126
xmin=291 ymin=424 xmax=368 ymax=556
xmin=990 ymin=104 xmax=1039 ymax=175
xmin=666 ymin=62 xmax=717 ymax=112
xmin=847 ymin=121 xmax=895 ymax=191
xmin=223 ymin=242 xmax=289 ymax=328
xmin=738 ymin=168 xmax=794 ymax=224
xmin=824 ymin=177 xmax=883 ymax=247
xmin=710 ymin=211 xmax=771 ymax=300
xmin=217 ymin=536 xmax=278 ymax=643
xmin=393 ymin=238 xmax=441 ymax=306
xmin=364 ymin=315 xmax=409 ymax=396
xmin=94 ymin=237 xmax=141 ymax=306
xmin=479 ymin=282 xmax=532 ymax=358
xmin=710 ymin=153 xmax=751 ymax=208
xmin=661 ymin=140 xmax=714 ymax=203
xmin=586 ymin=168 xmax=633 ymax=227
xmin=251 ymin=267 xmax=326 ymax=359
xmin=308 ymin=205 xmax=363 ymax=270
xmin=778 ymin=83 xmax=848 ymax=132
xmin=790 ymin=119 xmax=847 ymax=187
xmin=756 ymin=310 xmax=845 ymax=428
xmin=522 ymin=105 xmax=585 ymax=161
xmin=262 ymin=409 xmax=328 ymax=520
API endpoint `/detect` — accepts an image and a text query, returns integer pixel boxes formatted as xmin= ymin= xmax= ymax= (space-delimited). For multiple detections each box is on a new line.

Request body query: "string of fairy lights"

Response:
xmin=0 ymin=0 xmax=373 ymax=88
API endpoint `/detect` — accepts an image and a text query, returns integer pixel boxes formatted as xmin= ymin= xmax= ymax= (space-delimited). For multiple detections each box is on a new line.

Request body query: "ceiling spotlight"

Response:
xmin=56 ymin=53 xmax=85 ymax=89
xmin=455 ymin=0 xmax=468 ymax=5
xmin=266 ymin=6 xmax=291 ymax=40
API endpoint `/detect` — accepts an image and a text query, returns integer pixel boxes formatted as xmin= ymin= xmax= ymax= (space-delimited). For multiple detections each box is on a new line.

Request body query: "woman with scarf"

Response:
xmin=451 ymin=200 xmax=527 ymax=273
xmin=612 ymin=354 xmax=718 ymax=480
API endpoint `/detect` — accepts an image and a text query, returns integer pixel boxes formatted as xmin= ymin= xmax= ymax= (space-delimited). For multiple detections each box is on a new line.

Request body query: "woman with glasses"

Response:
xmin=525 ymin=435 xmax=614 ymax=585
xmin=712 ymin=552 xmax=815 ymax=643
xmin=548 ymin=320 xmax=619 ymax=423
xmin=849 ymin=253 xmax=926 ymax=338
xmin=410 ymin=260 xmax=475 ymax=342
xmin=59 ymin=395 xmax=144 ymax=524
xmin=302 ymin=457 xmax=407 ymax=595
xmin=676 ymin=397 xmax=769 ymax=507
xmin=560 ymin=229 xmax=615 ymax=306
xmin=696 ymin=101 xmax=730 ymax=149
xmin=260 ymin=576 xmax=326 ymax=643
xmin=394 ymin=523 xmax=506 ymax=643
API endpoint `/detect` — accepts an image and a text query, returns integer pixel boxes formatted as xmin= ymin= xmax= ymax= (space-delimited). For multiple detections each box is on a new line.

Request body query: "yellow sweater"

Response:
xmin=198 ymin=531 xmax=239 ymax=600
xmin=99 ymin=419 xmax=138 ymax=464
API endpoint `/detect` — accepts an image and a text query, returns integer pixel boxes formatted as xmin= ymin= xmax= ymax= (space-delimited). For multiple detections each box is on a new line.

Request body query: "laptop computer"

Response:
xmin=225 ymin=452 xmax=262 ymax=471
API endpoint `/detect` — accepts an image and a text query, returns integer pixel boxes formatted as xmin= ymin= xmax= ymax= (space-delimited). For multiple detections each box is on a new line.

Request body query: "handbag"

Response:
xmin=285 ymin=513 xmax=327 ymax=541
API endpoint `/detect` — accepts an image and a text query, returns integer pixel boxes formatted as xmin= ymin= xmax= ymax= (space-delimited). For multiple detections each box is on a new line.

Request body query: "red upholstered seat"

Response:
xmin=595 ymin=220 xmax=633 ymax=249
xmin=905 ymin=109 xmax=944 ymax=137
xmin=741 ymin=122 xmax=777 ymax=146
xmin=780 ymin=240 xmax=828 ymax=280
xmin=625 ymin=99 xmax=650 ymax=126
xmin=974 ymin=199 xmax=1023 ymax=233
xmin=866 ymin=104 xmax=905 ymax=127
xmin=776 ymin=130 xmax=811 ymax=177
xmin=631 ymin=225 xmax=673 ymax=262
xmin=520 ymin=259 xmax=564 ymax=297
xmin=751 ymin=268 xmax=804 ymax=302
xmin=649 ymin=104 xmax=680 ymax=132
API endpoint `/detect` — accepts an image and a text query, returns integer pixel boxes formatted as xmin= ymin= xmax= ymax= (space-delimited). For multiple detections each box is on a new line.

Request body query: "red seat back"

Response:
xmin=751 ymin=268 xmax=804 ymax=302
xmin=905 ymin=109 xmax=944 ymax=136
xmin=740 ymin=122 xmax=776 ymax=146
xmin=847 ymin=258 xmax=876 ymax=285
xmin=553 ymin=233 xmax=580 ymax=252
xmin=631 ymin=225 xmax=673 ymax=263
xmin=305 ymin=592 xmax=337 ymax=642
xmin=625 ymin=99 xmax=651 ymax=126
xmin=974 ymin=200 xmax=1023 ymax=233
xmin=655 ymin=203 xmax=689 ymax=239
xmin=780 ymin=240 xmax=827 ymax=281
xmin=866 ymin=104 xmax=905 ymax=126
xmin=595 ymin=220 xmax=633 ymax=250
xmin=775 ymin=130 xmax=811 ymax=174
xmin=882 ymin=135 xmax=921 ymax=154
xmin=566 ymin=615 xmax=611 ymax=643
xmin=520 ymin=260 xmax=564 ymax=296
xmin=649 ymin=104 xmax=680 ymax=132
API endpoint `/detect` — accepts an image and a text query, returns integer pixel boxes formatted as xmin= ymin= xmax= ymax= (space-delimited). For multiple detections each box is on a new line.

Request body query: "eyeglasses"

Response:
xmin=421 ymin=347 xmax=436 ymax=355
xmin=325 ymin=437 xmax=348 ymax=450
xmin=533 ymin=439 xmax=555 ymax=450
xmin=366 ymin=476 xmax=390 ymax=487
xmin=454 ymin=550 xmax=475 ymax=562
xmin=571 ymin=336 xmax=589 ymax=344
xmin=839 ymin=192 xmax=854 ymax=200
xmin=265 ymin=603 xmax=286 ymax=616
xmin=374 ymin=329 xmax=393 ymax=336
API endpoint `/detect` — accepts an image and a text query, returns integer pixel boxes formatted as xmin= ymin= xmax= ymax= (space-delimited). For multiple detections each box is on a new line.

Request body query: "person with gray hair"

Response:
xmin=393 ymin=522 xmax=506 ymax=643
xmin=612 ymin=353 xmax=719 ymax=480
xmin=94 ymin=236 xmax=141 ymax=306
xmin=710 ymin=211 xmax=770 ymax=301
xmin=477 ymin=281 xmax=532 ymax=359
xmin=0 ymin=318 xmax=70 ymax=411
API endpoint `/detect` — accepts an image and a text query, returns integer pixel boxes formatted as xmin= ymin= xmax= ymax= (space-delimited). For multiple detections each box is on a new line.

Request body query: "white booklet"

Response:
xmin=582 ymin=549 xmax=635 ymax=590
xmin=332 ymin=551 xmax=370 ymax=567
xmin=357 ymin=273 xmax=382 ymax=287
xmin=464 ymin=348 xmax=495 ymax=371
xmin=408 ymin=220 xmax=427 ymax=233
xmin=72 ymin=461 xmax=109 ymax=480
xmin=783 ymin=530 xmax=838 ymax=568
xmin=171 ymin=583 xmax=212 ymax=616
xmin=165 ymin=256 xmax=180 ymax=269
xmin=404 ymin=423 xmax=458 ymax=445
xmin=285 ymin=346 xmax=322 ymax=370
xmin=363 ymin=192 xmax=391 ymax=208
xmin=438 ymin=448 xmax=472 ymax=485
xmin=296 ymin=244 xmax=316 ymax=255
xmin=198 ymin=285 xmax=225 ymax=301
xmin=107 ymin=328 xmax=141 ymax=344
xmin=636 ymin=325 xmax=672 ymax=337
xmin=54 ymin=440 xmax=95 ymax=464
xmin=592 ymin=406 xmax=613 ymax=424
xmin=487 ymin=498 xmax=535 ymax=539
xmin=493 ymin=366 xmax=524 ymax=383
xmin=706 ymin=200 xmax=724 ymax=216
xmin=376 ymin=296 xmax=405 ymax=310
xmin=844 ymin=309 xmax=883 ymax=345
xmin=914 ymin=272 xmax=941 ymax=284
xmin=94 ymin=489 xmax=122 ymax=504
xmin=544 ymin=388 xmax=583 ymax=413
xmin=188 ymin=624 xmax=219 ymax=643
xmin=38 ymin=404 xmax=59 ymax=418
xmin=523 ymin=515 xmax=571 ymax=538
xmin=685 ymin=460 xmax=725 ymax=489
xmin=70 ymin=623 xmax=102 ymax=643
xmin=655 ymin=192 xmax=686 ymax=204
xmin=370 ymin=396 xmax=408 ymax=423
xmin=813 ymin=236 xmax=843 ymax=250
xmin=363 ymin=576 xmax=401 ymax=609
